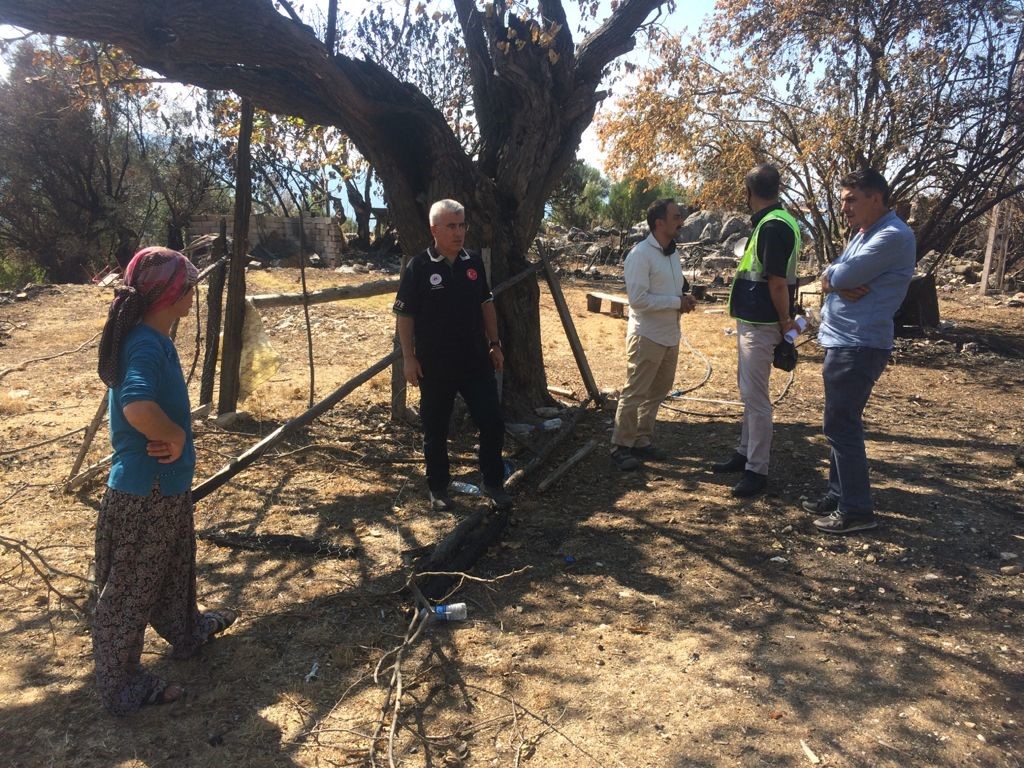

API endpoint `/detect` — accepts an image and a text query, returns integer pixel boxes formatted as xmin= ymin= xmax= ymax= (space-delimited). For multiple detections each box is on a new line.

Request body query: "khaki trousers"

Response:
xmin=736 ymin=320 xmax=782 ymax=475
xmin=612 ymin=334 xmax=679 ymax=448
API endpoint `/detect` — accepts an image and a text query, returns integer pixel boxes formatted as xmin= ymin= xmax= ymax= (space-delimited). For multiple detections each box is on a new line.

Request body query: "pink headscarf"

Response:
xmin=98 ymin=247 xmax=198 ymax=387
xmin=123 ymin=246 xmax=199 ymax=313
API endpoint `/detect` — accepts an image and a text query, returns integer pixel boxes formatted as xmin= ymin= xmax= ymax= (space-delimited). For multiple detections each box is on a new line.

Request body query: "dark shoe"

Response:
xmin=611 ymin=446 xmax=640 ymax=471
xmin=802 ymin=494 xmax=840 ymax=515
xmin=813 ymin=511 xmax=878 ymax=534
xmin=711 ymin=452 xmax=747 ymax=473
xmin=429 ymin=490 xmax=453 ymax=511
xmin=483 ymin=483 xmax=514 ymax=510
xmin=632 ymin=444 xmax=667 ymax=461
xmin=731 ymin=470 xmax=768 ymax=498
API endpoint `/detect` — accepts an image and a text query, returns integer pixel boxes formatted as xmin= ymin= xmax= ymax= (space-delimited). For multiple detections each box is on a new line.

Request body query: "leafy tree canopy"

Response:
xmin=599 ymin=0 xmax=1024 ymax=261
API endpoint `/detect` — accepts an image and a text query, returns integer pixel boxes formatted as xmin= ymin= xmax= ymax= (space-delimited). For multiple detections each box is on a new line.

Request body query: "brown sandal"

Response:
xmin=143 ymin=680 xmax=184 ymax=706
xmin=201 ymin=608 xmax=237 ymax=640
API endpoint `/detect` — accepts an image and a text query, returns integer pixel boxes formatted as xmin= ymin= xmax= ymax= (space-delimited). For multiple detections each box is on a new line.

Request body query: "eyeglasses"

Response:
xmin=440 ymin=222 xmax=469 ymax=232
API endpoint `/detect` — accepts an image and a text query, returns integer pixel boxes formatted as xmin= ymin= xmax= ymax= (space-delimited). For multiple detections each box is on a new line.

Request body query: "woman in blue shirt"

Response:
xmin=94 ymin=247 xmax=235 ymax=714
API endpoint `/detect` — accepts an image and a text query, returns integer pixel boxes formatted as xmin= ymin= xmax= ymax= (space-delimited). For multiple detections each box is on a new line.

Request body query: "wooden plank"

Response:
xmin=249 ymin=278 xmax=400 ymax=308
xmin=587 ymin=291 xmax=629 ymax=303
xmin=540 ymin=256 xmax=604 ymax=405
xmin=538 ymin=439 xmax=598 ymax=492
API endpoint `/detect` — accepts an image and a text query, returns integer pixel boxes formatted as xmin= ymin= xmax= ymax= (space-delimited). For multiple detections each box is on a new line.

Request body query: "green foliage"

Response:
xmin=0 ymin=40 xmax=231 ymax=281
xmin=0 ymin=252 xmax=46 ymax=292
xmin=547 ymin=160 xmax=610 ymax=229
xmin=605 ymin=178 xmax=688 ymax=230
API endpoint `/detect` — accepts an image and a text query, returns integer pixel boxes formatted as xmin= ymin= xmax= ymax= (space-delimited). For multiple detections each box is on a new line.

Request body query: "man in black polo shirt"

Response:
xmin=712 ymin=164 xmax=801 ymax=497
xmin=393 ymin=199 xmax=511 ymax=511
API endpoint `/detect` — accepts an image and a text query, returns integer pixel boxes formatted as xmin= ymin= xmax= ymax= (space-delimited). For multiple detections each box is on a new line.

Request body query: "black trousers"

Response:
xmin=419 ymin=370 xmax=505 ymax=493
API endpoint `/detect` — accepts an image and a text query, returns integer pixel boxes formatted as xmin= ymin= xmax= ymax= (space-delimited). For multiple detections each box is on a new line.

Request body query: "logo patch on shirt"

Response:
xmin=429 ymin=273 xmax=443 ymax=287
xmin=466 ymin=268 xmax=478 ymax=281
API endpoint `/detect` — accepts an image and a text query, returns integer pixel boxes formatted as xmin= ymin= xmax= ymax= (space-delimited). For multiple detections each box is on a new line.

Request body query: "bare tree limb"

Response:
xmin=0 ymin=330 xmax=101 ymax=381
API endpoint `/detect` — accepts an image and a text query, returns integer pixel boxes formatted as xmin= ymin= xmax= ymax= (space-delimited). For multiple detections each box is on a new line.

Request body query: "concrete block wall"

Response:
xmin=189 ymin=214 xmax=346 ymax=265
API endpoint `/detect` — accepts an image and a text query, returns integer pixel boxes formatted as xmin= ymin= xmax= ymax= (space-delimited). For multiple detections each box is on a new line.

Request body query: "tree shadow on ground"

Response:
xmin=2 ymin=394 xmax=1021 ymax=767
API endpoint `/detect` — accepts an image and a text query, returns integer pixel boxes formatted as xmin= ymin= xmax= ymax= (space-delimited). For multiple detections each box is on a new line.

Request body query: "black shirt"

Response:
xmin=393 ymin=247 xmax=494 ymax=378
xmin=753 ymin=203 xmax=797 ymax=279
xmin=730 ymin=203 xmax=798 ymax=323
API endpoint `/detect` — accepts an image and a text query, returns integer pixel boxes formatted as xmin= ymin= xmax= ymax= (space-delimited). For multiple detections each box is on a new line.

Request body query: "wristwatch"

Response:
xmin=489 ymin=340 xmax=502 ymax=349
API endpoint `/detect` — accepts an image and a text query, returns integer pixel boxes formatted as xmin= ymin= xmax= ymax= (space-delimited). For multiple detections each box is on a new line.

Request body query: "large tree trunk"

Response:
xmin=0 ymin=0 xmax=667 ymax=414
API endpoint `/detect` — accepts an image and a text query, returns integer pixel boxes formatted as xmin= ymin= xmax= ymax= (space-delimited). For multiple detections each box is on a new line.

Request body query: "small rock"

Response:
xmin=213 ymin=411 xmax=250 ymax=428
xmin=999 ymin=552 xmax=1018 ymax=561
xmin=769 ymin=556 xmax=788 ymax=564
xmin=1000 ymin=565 xmax=1022 ymax=576
xmin=865 ymin=554 xmax=877 ymax=563
xmin=781 ymin=525 xmax=793 ymax=534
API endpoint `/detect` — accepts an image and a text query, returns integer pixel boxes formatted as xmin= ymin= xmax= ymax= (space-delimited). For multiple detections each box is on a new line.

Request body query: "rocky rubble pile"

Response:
xmin=540 ymin=209 xmax=752 ymax=282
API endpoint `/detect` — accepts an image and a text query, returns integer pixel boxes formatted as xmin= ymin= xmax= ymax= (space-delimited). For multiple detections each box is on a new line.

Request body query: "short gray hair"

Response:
xmin=429 ymin=199 xmax=465 ymax=225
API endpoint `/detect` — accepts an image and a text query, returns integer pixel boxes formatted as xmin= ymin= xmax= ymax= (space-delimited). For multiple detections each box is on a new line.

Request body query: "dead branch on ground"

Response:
xmin=0 ymin=426 xmax=86 ymax=457
xmin=0 ymin=485 xmax=91 ymax=616
xmin=0 ymin=330 xmax=101 ymax=381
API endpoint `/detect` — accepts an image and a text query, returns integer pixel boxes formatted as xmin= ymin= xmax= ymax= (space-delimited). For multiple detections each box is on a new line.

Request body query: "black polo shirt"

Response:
xmin=393 ymin=247 xmax=494 ymax=378
xmin=753 ymin=203 xmax=797 ymax=279
xmin=730 ymin=203 xmax=798 ymax=323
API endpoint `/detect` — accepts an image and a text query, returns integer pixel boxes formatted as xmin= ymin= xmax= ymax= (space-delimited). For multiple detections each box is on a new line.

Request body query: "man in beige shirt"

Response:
xmin=611 ymin=198 xmax=698 ymax=470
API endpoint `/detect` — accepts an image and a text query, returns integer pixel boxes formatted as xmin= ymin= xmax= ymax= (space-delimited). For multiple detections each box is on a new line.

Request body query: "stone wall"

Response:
xmin=188 ymin=214 xmax=346 ymax=265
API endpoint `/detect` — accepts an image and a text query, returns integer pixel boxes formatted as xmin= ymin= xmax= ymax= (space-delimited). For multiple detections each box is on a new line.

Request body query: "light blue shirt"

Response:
xmin=818 ymin=211 xmax=916 ymax=350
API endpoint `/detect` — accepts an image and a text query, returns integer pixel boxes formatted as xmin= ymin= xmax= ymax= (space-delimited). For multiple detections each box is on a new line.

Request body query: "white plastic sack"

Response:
xmin=237 ymin=299 xmax=282 ymax=402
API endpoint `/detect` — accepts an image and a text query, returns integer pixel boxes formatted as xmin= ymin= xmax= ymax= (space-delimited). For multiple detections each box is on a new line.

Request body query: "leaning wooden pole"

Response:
xmin=218 ymin=97 xmax=254 ymax=415
xmin=192 ymin=260 xmax=545 ymax=501
xmin=538 ymin=249 xmax=604 ymax=405
xmin=193 ymin=350 xmax=400 ymax=502
xmin=64 ymin=395 xmax=109 ymax=491
xmin=390 ymin=255 xmax=409 ymax=422
xmin=250 ymin=278 xmax=400 ymax=309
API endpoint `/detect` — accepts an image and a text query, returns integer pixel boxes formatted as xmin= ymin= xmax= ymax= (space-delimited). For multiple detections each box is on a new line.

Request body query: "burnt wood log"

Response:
xmin=413 ymin=508 xmax=511 ymax=600
xmin=414 ymin=406 xmax=590 ymax=599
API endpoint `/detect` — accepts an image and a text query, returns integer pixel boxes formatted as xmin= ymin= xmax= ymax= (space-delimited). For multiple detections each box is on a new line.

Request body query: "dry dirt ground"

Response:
xmin=0 ymin=266 xmax=1022 ymax=768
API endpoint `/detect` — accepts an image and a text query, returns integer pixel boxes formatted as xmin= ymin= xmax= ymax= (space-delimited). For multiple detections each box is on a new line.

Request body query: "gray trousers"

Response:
xmin=736 ymin=320 xmax=782 ymax=475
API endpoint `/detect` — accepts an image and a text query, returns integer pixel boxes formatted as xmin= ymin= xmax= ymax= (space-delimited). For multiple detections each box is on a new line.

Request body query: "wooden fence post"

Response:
xmin=390 ymin=254 xmax=408 ymax=422
xmin=200 ymin=221 xmax=228 ymax=406
xmin=218 ymin=97 xmax=254 ymax=414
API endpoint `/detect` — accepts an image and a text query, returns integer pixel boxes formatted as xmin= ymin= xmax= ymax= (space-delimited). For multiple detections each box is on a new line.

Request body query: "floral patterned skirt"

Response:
xmin=92 ymin=485 xmax=206 ymax=715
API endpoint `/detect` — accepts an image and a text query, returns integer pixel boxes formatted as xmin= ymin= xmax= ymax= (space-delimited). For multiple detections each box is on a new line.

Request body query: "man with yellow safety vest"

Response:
xmin=712 ymin=164 xmax=801 ymax=497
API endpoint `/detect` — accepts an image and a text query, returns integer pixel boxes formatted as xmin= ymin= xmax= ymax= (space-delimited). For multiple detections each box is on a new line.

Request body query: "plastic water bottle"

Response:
xmin=421 ymin=602 xmax=467 ymax=621
xmin=449 ymin=481 xmax=481 ymax=495
xmin=784 ymin=315 xmax=808 ymax=343
xmin=540 ymin=418 xmax=562 ymax=431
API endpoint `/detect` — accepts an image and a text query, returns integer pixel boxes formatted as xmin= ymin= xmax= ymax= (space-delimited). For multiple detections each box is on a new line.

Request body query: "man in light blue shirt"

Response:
xmin=804 ymin=168 xmax=916 ymax=534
